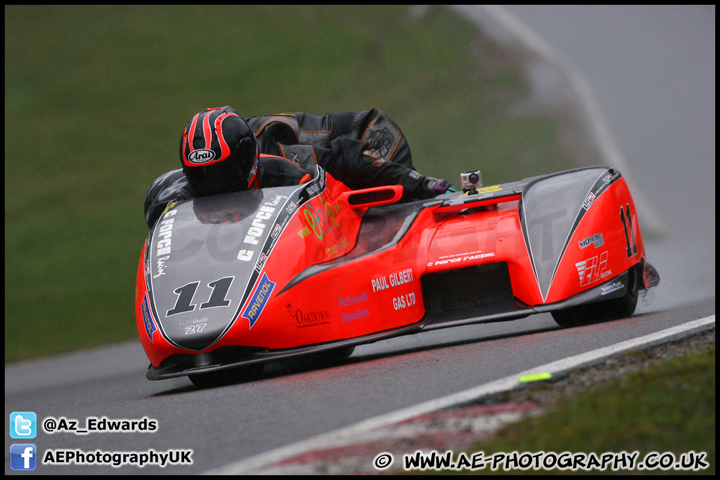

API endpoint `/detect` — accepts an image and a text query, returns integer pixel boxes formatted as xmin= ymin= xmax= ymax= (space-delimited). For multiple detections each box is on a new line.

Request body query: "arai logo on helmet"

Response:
xmin=187 ymin=149 xmax=216 ymax=164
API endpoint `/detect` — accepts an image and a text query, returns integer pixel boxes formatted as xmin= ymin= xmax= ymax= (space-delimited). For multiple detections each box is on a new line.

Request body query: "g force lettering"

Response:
xmin=156 ymin=210 xmax=177 ymax=256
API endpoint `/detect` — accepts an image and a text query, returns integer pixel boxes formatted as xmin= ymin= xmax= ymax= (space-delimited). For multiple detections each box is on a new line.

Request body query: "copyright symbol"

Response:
xmin=43 ymin=418 xmax=56 ymax=433
xmin=373 ymin=452 xmax=393 ymax=470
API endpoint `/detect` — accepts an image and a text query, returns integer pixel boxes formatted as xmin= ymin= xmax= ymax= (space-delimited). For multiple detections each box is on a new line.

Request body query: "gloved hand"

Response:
xmin=417 ymin=177 xmax=455 ymax=199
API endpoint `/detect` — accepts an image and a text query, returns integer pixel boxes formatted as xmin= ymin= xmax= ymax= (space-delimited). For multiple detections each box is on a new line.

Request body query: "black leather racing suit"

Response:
xmin=245 ymin=108 xmax=426 ymax=194
xmin=144 ymin=109 xmax=448 ymax=228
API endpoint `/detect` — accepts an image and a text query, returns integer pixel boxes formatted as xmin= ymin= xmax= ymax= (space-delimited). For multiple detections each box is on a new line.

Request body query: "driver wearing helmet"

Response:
xmin=144 ymin=106 xmax=453 ymax=228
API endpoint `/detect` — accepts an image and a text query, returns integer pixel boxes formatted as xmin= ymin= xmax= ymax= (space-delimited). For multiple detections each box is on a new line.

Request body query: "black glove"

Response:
xmin=415 ymin=177 xmax=455 ymax=199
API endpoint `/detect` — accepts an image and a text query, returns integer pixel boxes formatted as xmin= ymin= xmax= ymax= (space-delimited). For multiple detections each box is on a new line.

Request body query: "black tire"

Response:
xmin=552 ymin=264 xmax=641 ymax=328
xmin=189 ymin=362 xmax=264 ymax=389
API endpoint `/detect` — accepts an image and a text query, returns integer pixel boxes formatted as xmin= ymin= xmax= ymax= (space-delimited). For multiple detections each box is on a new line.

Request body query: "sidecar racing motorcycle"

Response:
xmin=135 ymin=165 xmax=659 ymax=387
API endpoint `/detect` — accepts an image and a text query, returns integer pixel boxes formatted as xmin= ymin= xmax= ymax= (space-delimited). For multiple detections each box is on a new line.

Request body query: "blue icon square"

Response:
xmin=10 ymin=444 xmax=37 ymax=471
xmin=10 ymin=411 xmax=37 ymax=439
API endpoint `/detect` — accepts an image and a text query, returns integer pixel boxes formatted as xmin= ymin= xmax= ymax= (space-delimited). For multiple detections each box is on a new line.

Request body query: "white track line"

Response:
xmin=453 ymin=5 xmax=666 ymax=235
xmin=205 ymin=315 xmax=714 ymax=474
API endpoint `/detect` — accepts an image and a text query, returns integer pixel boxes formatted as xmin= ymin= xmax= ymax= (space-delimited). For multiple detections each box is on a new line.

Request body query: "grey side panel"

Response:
xmin=520 ymin=167 xmax=621 ymax=301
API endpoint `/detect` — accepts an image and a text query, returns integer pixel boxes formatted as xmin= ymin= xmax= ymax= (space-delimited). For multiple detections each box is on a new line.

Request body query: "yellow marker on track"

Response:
xmin=518 ymin=372 xmax=553 ymax=383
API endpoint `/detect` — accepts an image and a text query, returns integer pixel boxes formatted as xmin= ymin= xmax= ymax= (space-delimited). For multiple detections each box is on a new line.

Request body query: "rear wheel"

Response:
xmin=552 ymin=263 xmax=641 ymax=328
xmin=189 ymin=362 xmax=264 ymax=389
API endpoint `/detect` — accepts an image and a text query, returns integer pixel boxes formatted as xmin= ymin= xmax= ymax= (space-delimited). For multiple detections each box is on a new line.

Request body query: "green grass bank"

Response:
xmin=452 ymin=340 xmax=715 ymax=475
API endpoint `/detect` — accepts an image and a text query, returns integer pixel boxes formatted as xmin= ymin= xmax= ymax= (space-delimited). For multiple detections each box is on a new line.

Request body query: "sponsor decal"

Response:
xmin=154 ymin=255 xmax=169 ymax=279
xmin=372 ymin=268 xmax=414 ymax=292
xmin=155 ymin=209 xmax=177 ymax=257
xmin=601 ymin=281 xmax=625 ymax=295
xmin=179 ymin=317 xmax=208 ymax=325
xmin=238 ymin=194 xmax=287 ymax=263
xmin=428 ymin=251 xmax=495 ymax=267
xmin=174 ymin=314 xmax=210 ymax=337
xmin=338 ymin=291 xmax=368 ymax=307
xmin=237 ymin=249 xmax=253 ymax=261
xmin=393 ymin=292 xmax=417 ymax=310
xmin=306 ymin=182 xmax=322 ymax=197
xmin=582 ymin=191 xmax=596 ymax=210
xmin=187 ymin=149 xmax=215 ymax=164
xmin=579 ymin=233 xmax=605 ymax=249
xmin=287 ymin=304 xmax=330 ymax=328
xmin=141 ymin=296 xmax=157 ymax=342
xmin=325 ymin=238 xmax=350 ymax=258
xmin=300 ymin=195 xmax=341 ymax=242
xmin=265 ymin=194 xmax=286 ymax=207
xmin=254 ymin=253 xmax=268 ymax=273
xmin=339 ymin=292 xmax=370 ymax=324
xmin=241 ymin=273 xmax=276 ymax=328
xmin=575 ymin=251 xmax=611 ymax=287
xmin=243 ymin=205 xmax=276 ymax=246
xmin=297 ymin=195 xmax=347 ymax=258
xmin=297 ymin=226 xmax=311 ymax=239
xmin=460 ymin=184 xmax=502 ymax=197
xmin=342 ymin=309 xmax=369 ymax=323
xmin=581 ymin=169 xmax=618 ymax=213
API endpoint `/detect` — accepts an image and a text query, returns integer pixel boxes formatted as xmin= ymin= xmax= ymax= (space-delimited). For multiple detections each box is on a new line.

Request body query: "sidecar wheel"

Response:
xmin=552 ymin=264 xmax=640 ymax=328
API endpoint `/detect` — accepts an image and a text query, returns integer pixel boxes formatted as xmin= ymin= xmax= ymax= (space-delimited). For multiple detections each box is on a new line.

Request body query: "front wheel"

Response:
xmin=189 ymin=362 xmax=264 ymax=389
xmin=552 ymin=263 xmax=641 ymax=328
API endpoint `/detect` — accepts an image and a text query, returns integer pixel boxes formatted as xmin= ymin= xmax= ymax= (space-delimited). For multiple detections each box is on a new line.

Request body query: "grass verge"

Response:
xmin=447 ymin=334 xmax=715 ymax=475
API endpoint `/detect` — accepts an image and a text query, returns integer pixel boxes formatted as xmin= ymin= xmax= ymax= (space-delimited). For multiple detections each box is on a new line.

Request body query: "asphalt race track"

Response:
xmin=5 ymin=6 xmax=714 ymax=475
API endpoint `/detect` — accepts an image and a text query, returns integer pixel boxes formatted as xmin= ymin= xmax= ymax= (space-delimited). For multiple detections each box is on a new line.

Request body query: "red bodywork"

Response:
xmin=135 ymin=166 xmax=657 ymax=380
